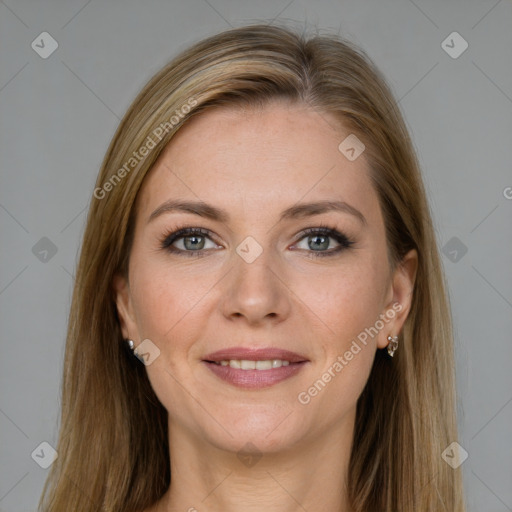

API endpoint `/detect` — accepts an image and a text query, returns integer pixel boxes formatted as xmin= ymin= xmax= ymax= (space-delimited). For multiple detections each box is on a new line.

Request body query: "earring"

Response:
xmin=387 ymin=335 xmax=399 ymax=357
xmin=125 ymin=339 xmax=142 ymax=363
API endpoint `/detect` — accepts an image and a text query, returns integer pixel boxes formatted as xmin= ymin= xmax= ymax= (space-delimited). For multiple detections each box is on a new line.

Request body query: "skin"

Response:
xmin=114 ymin=100 xmax=417 ymax=512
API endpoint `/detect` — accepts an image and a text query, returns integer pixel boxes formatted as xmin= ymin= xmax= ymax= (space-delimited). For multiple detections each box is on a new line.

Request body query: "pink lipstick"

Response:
xmin=202 ymin=347 xmax=309 ymax=389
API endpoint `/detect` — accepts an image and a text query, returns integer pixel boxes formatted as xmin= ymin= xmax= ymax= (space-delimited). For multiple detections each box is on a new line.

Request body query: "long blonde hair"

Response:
xmin=39 ymin=24 xmax=465 ymax=511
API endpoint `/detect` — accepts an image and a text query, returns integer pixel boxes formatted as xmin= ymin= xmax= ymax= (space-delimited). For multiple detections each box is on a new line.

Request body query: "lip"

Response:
xmin=203 ymin=347 xmax=309 ymax=363
xmin=202 ymin=346 xmax=310 ymax=389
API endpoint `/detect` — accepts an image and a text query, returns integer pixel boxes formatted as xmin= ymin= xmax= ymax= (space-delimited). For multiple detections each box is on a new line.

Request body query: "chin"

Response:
xmin=195 ymin=402 xmax=313 ymax=455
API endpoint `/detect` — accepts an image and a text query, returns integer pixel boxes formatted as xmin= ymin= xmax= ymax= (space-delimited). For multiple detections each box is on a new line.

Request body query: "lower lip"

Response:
xmin=203 ymin=361 xmax=308 ymax=388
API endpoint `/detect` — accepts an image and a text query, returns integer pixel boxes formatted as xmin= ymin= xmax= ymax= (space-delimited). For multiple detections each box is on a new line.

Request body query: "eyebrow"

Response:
xmin=147 ymin=199 xmax=367 ymax=226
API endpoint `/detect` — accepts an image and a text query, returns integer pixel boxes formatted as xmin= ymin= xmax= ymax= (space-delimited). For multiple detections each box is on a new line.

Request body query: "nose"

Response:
xmin=220 ymin=245 xmax=292 ymax=326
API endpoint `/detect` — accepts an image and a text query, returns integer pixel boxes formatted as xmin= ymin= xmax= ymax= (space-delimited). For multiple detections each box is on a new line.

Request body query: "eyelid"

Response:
xmin=291 ymin=224 xmax=354 ymax=253
xmin=161 ymin=227 xmax=222 ymax=251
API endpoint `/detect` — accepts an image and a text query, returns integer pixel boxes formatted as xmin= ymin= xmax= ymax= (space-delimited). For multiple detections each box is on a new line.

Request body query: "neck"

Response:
xmin=155 ymin=411 xmax=356 ymax=512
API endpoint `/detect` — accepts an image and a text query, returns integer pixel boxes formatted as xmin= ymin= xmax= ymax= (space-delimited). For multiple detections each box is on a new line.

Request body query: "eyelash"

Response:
xmin=159 ymin=223 xmax=354 ymax=259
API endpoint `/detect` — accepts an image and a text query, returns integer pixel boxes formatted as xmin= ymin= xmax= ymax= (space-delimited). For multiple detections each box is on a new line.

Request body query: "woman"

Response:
xmin=39 ymin=24 xmax=466 ymax=511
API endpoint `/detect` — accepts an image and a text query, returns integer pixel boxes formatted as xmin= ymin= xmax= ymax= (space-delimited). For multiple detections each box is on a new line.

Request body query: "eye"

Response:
xmin=161 ymin=227 xmax=221 ymax=256
xmin=292 ymin=226 xmax=354 ymax=257
xmin=160 ymin=225 xmax=354 ymax=258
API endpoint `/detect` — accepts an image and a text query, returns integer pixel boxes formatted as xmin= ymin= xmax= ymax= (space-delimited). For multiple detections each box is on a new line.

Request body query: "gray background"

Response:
xmin=1 ymin=1 xmax=511 ymax=511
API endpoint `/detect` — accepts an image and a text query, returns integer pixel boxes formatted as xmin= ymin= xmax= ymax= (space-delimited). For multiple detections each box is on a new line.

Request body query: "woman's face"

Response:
xmin=114 ymin=101 xmax=416 ymax=454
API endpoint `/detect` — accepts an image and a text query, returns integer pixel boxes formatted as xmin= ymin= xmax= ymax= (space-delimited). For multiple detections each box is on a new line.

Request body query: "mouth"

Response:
xmin=208 ymin=359 xmax=295 ymax=369
xmin=202 ymin=347 xmax=309 ymax=389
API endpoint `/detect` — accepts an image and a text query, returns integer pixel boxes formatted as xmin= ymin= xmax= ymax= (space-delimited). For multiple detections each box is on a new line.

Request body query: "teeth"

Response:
xmin=217 ymin=359 xmax=291 ymax=370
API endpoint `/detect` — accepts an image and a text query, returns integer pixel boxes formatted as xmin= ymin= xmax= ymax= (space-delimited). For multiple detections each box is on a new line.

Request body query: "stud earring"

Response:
xmin=125 ymin=339 xmax=143 ymax=363
xmin=387 ymin=335 xmax=399 ymax=357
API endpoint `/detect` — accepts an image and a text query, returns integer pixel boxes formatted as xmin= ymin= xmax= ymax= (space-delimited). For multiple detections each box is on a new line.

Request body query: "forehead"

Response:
xmin=136 ymin=101 xmax=381 ymax=227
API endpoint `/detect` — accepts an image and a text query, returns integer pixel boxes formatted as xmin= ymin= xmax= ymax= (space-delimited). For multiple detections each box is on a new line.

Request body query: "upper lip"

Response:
xmin=203 ymin=347 xmax=309 ymax=363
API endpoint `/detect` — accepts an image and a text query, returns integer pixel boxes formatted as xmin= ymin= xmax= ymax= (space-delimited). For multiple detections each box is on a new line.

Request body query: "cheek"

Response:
xmin=132 ymin=264 xmax=210 ymax=342
xmin=292 ymin=256 xmax=388 ymax=345
xmin=292 ymin=255 xmax=388 ymax=399
xmin=129 ymin=261 xmax=219 ymax=353
xmin=129 ymin=264 xmax=212 ymax=413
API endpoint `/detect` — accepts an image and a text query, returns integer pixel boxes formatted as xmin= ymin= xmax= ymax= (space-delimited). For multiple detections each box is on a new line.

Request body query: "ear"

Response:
xmin=377 ymin=249 xmax=418 ymax=349
xmin=112 ymin=272 xmax=139 ymax=341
